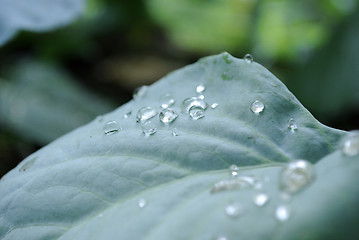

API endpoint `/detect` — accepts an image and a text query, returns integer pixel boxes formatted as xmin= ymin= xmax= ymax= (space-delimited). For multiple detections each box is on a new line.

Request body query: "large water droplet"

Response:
xmin=196 ymin=84 xmax=206 ymax=93
xmin=133 ymin=85 xmax=148 ymax=99
xmin=19 ymin=157 xmax=37 ymax=172
xmin=160 ymin=93 xmax=175 ymax=109
xmin=244 ymin=54 xmax=253 ymax=64
xmin=138 ymin=198 xmax=147 ymax=208
xmin=341 ymin=131 xmax=359 ymax=157
xmin=141 ymin=121 xmax=157 ymax=136
xmin=275 ymin=205 xmax=291 ymax=222
xmin=181 ymin=97 xmax=208 ymax=113
xmin=280 ymin=160 xmax=315 ymax=194
xmin=103 ymin=120 xmax=121 ymax=135
xmin=288 ymin=118 xmax=298 ymax=132
xmin=189 ymin=106 xmax=205 ymax=120
xmin=225 ymin=203 xmax=243 ymax=218
xmin=229 ymin=164 xmax=239 ymax=177
xmin=159 ymin=108 xmax=178 ymax=124
xmin=211 ymin=103 xmax=219 ymax=109
xmin=222 ymin=52 xmax=233 ymax=64
xmin=136 ymin=107 xmax=158 ymax=123
xmin=250 ymin=100 xmax=264 ymax=114
xmin=253 ymin=193 xmax=270 ymax=207
xmin=211 ymin=176 xmax=257 ymax=193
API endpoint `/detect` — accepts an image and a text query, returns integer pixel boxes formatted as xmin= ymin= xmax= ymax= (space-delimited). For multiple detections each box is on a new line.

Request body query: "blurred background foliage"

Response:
xmin=0 ymin=0 xmax=358 ymax=177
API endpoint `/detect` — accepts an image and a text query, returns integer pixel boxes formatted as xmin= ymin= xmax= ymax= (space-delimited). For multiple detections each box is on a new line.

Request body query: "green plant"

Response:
xmin=1 ymin=53 xmax=358 ymax=240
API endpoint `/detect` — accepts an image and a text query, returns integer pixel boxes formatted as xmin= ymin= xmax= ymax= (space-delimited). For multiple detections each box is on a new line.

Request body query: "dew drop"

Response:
xmin=275 ymin=205 xmax=291 ymax=222
xmin=181 ymin=97 xmax=208 ymax=113
xmin=211 ymin=176 xmax=257 ymax=193
xmin=341 ymin=131 xmax=359 ymax=157
xmin=138 ymin=198 xmax=147 ymax=208
xmin=160 ymin=93 xmax=175 ymax=108
xmin=250 ymin=100 xmax=264 ymax=114
xmin=196 ymin=84 xmax=206 ymax=93
xmin=288 ymin=118 xmax=298 ymax=132
xmin=189 ymin=106 xmax=205 ymax=120
xmin=159 ymin=108 xmax=178 ymax=124
xmin=136 ymin=107 xmax=158 ymax=123
xmin=198 ymin=95 xmax=205 ymax=100
xmin=124 ymin=111 xmax=132 ymax=119
xmin=141 ymin=121 xmax=157 ymax=136
xmin=211 ymin=103 xmax=219 ymax=109
xmin=244 ymin=54 xmax=253 ymax=64
xmin=103 ymin=120 xmax=121 ymax=135
xmin=253 ymin=193 xmax=270 ymax=207
xmin=19 ymin=157 xmax=37 ymax=172
xmin=225 ymin=203 xmax=243 ymax=218
xmin=133 ymin=85 xmax=149 ymax=99
xmin=229 ymin=164 xmax=239 ymax=177
xmin=172 ymin=128 xmax=179 ymax=136
xmin=222 ymin=52 xmax=233 ymax=64
xmin=280 ymin=160 xmax=315 ymax=194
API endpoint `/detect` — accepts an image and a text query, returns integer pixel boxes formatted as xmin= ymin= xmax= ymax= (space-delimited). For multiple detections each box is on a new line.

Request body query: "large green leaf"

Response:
xmin=0 ymin=0 xmax=86 ymax=46
xmin=0 ymin=53 xmax=357 ymax=240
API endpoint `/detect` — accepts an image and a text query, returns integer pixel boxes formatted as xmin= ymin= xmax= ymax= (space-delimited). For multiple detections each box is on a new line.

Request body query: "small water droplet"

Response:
xmin=250 ymin=100 xmax=264 ymax=114
xmin=222 ymin=52 xmax=233 ymax=64
xmin=189 ymin=106 xmax=205 ymax=120
xmin=253 ymin=193 xmax=270 ymax=207
xmin=196 ymin=84 xmax=206 ymax=93
xmin=198 ymin=95 xmax=205 ymax=100
xmin=138 ymin=198 xmax=147 ymax=208
xmin=159 ymin=108 xmax=178 ymax=124
xmin=95 ymin=115 xmax=103 ymax=123
xmin=280 ymin=160 xmax=315 ymax=194
xmin=225 ymin=203 xmax=243 ymax=218
xmin=211 ymin=176 xmax=258 ymax=193
xmin=172 ymin=128 xmax=179 ymax=136
xmin=275 ymin=205 xmax=291 ymax=222
xmin=103 ymin=120 xmax=121 ymax=135
xmin=160 ymin=93 xmax=175 ymax=108
xmin=133 ymin=85 xmax=149 ymax=99
xmin=341 ymin=131 xmax=359 ymax=157
xmin=221 ymin=71 xmax=233 ymax=80
xmin=229 ymin=164 xmax=239 ymax=177
xmin=244 ymin=54 xmax=253 ymax=64
xmin=19 ymin=157 xmax=37 ymax=172
xmin=280 ymin=192 xmax=292 ymax=202
xmin=136 ymin=107 xmax=158 ymax=123
xmin=181 ymin=97 xmax=208 ymax=113
xmin=124 ymin=111 xmax=132 ymax=119
xmin=141 ymin=121 xmax=157 ymax=136
xmin=211 ymin=103 xmax=219 ymax=109
xmin=288 ymin=118 xmax=298 ymax=132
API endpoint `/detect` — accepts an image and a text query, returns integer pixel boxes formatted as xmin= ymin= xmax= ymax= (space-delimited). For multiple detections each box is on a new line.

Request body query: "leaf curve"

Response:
xmin=0 ymin=53 xmax=355 ymax=240
xmin=0 ymin=0 xmax=86 ymax=46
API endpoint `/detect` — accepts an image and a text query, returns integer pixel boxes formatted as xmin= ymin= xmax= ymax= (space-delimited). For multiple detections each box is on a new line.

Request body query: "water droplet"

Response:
xmin=95 ymin=115 xmax=103 ymax=123
xmin=172 ymin=128 xmax=179 ymax=136
xmin=222 ymin=52 xmax=233 ymax=64
xmin=124 ymin=111 xmax=132 ymax=119
xmin=103 ymin=120 xmax=121 ymax=135
xmin=250 ymin=100 xmax=264 ymax=114
xmin=198 ymin=95 xmax=205 ymax=100
xmin=133 ymin=85 xmax=149 ymax=99
xmin=217 ymin=237 xmax=227 ymax=240
xmin=138 ymin=198 xmax=147 ymax=208
xmin=341 ymin=131 xmax=359 ymax=157
xmin=225 ymin=203 xmax=243 ymax=218
xmin=136 ymin=107 xmax=158 ymax=123
xmin=189 ymin=106 xmax=205 ymax=120
xmin=19 ymin=157 xmax=37 ymax=172
xmin=275 ymin=205 xmax=291 ymax=222
xmin=253 ymin=193 xmax=270 ymax=207
xmin=221 ymin=71 xmax=233 ymax=80
xmin=244 ymin=54 xmax=253 ymax=64
xmin=280 ymin=160 xmax=315 ymax=194
xmin=181 ymin=97 xmax=208 ymax=113
xmin=288 ymin=118 xmax=298 ymax=132
xmin=141 ymin=121 xmax=157 ymax=136
xmin=211 ymin=176 xmax=257 ymax=193
xmin=160 ymin=93 xmax=175 ymax=108
xmin=280 ymin=192 xmax=292 ymax=202
xmin=229 ymin=164 xmax=239 ymax=177
xmin=211 ymin=103 xmax=219 ymax=109
xmin=159 ymin=108 xmax=178 ymax=124
xmin=196 ymin=84 xmax=206 ymax=93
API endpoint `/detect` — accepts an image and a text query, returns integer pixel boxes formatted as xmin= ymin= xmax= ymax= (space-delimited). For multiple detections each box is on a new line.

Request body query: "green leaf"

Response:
xmin=0 ymin=0 xmax=86 ymax=46
xmin=0 ymin=53 xmax=357 ymax=240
